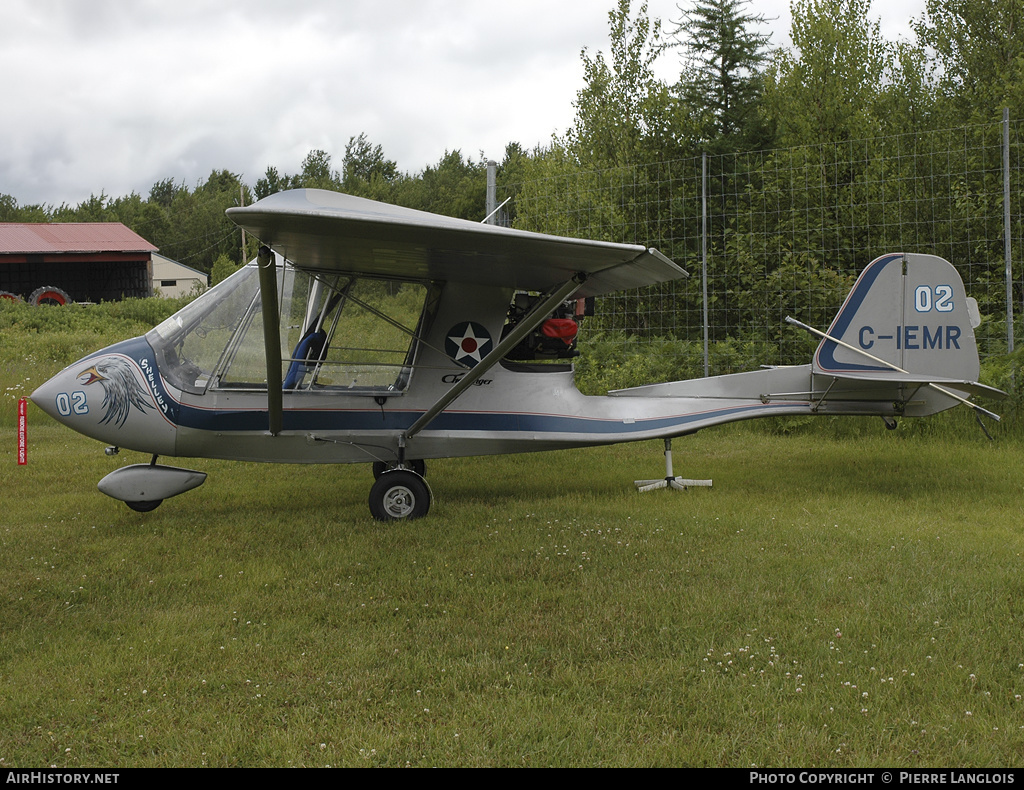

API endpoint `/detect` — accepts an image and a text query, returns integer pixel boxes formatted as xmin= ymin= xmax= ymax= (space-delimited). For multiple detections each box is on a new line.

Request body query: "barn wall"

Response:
xmin=0 ymin=256 xmax=152 ymax=302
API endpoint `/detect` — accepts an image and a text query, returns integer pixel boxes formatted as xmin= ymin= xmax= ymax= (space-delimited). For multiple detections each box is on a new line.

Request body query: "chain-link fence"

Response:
xmin=505 ymin=117 xmax=1024 ymax=375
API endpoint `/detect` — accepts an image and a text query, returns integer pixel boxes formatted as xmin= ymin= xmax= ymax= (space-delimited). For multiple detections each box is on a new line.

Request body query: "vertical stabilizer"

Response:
xmin=813 ymin=253 xmax=981 ymax=382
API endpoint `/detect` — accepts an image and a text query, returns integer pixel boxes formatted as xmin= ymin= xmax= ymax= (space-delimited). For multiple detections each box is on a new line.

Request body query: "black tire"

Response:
xmin=372 ymin=459 xmax=426 ymax=479
xmin=0 ymin=291 xmax=22 ymax=302
xmin=126 ymin=499 xmax=162 ymax=513
xmin=29 ymin=286 xmax=71 ymax=306
xmin=368 ymin=471 xmax=431 ymax=521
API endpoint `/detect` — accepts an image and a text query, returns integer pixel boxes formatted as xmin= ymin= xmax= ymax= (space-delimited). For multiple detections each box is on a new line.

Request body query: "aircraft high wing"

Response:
xmin=225 ymin=188 xmax=686 ymax=298
xmin=30 ymin=190 xmax=1003 ymax=521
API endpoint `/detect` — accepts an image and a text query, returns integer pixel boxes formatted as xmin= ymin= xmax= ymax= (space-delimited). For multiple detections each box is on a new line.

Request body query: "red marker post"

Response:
xmin=18 ymin=398 xmax=27 ymax=465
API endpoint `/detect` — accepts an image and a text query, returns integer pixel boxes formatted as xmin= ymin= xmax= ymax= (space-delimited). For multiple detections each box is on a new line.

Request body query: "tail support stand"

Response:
xmin=635 ymin=438 xmax=713 ymax=493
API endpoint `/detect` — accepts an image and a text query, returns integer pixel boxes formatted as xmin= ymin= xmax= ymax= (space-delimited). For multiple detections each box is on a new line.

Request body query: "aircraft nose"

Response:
xmin=29 ymin=372 xmax=69 ymax=423
xmin=31 ymin=361 xmax=113 ymax=435
xmin=29 ymin=338 xmax=179 ymax=456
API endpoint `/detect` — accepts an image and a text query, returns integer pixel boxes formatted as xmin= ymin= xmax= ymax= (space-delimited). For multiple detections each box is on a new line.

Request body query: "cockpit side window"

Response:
xmin=304 ymin=278 xmax=429 ymax=392
xmin=214 ymin=268 xmax=432 ymax=393
xmin=148 ymin=263 xmax=433 ymax=395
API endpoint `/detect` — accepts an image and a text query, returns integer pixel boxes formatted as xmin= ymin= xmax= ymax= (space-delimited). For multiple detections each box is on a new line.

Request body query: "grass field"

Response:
xmin=3 ymin=415 xmax=1024 ymax=767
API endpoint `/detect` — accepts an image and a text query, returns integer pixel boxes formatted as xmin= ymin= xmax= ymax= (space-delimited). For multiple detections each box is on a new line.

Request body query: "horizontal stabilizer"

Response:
xmin=819 ymin=370 xmax=1005 ymax=400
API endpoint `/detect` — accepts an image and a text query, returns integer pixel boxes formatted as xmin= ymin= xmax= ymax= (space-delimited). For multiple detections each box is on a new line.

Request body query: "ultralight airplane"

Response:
xmin=31 ymin=188 xmax=1004 ymax=520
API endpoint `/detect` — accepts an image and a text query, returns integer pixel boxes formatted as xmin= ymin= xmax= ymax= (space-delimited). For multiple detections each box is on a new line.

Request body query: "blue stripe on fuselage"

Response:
xmin=172 ymin=400 xmax=802 ymax=435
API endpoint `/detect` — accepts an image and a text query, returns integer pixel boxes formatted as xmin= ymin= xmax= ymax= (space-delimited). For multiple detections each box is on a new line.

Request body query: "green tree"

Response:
xmin=254 ymin=166 xmax=301 ymax=200
xmin=871 ymin=37 xmax=937 ymax=135
xmin=51 ymin=192 xmax=112 ymax=222
xmin=0 ymin=194 xmax=47 ymax=222
xmin=395 ymin=150 xmax=485 ymax=220
xmin=519 ymin=0 xmax=688 ymax=242
xmin=671 ymin=0 xmax=774 ymax=150
xmin=493 ymin=142 xmax=534 ymax=227
xmin=0 ymin=194 xmax=18 ymax=221
xmin=912 ymin=0 xmax=1024 ymax=123
xmin=0 ymin=198 xmax=47 ymax=222
xmin=299 ymin=149 xmax=340 ymax=190
xmin=763 ymin=0 xmax=889 ymax=147
xmin=143 ymin=171 xmax=248 ymax=272
xmin=100 ymin=191 xmax=172 ymax=253
xmin=514 ymin=0 xmax=706 ymax=337
xmin=342 ymin=133 xmax=400 ymax=200
xmin=149 ymin=178 xmax=183 ymax=209
xmin=210 ymin=253 xmax=241 ymax=285
xmin=566 ymin=0 xmax=681 ymax=167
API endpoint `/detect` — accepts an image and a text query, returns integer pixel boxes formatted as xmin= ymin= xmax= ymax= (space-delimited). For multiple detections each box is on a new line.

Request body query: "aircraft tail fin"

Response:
xmin=812 ymin=253 xmax=982 ymax=383
xmin=805 ymin=253 xmax=1003 ymax=418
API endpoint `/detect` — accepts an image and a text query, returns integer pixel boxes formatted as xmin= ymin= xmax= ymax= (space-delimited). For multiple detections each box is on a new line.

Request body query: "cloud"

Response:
xmin=0 ymin=0 xmax=924 ymax=207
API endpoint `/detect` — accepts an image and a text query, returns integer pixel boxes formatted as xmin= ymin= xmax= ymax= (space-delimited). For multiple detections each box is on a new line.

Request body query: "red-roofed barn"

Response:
xmin=0 ymin=223 xmax=157 ymax=304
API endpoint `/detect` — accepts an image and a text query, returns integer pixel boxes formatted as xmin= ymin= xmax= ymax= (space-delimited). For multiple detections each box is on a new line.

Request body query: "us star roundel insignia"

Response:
xmin=446 ymin=321 xmax=493 ymax=366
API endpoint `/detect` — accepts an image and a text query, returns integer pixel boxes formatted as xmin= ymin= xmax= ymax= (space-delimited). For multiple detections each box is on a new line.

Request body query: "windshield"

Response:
xmin=147 ymin=263 xmax=261 ymax=394
xmin=147 ymin=260 xmax=433 ymax=395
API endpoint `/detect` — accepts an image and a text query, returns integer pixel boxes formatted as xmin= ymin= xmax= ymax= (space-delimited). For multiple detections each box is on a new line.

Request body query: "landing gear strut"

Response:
xmin=371 ymin=459 xmax=426 ymax=479
xmin=635 ymin=439 xmax=713 ymax=493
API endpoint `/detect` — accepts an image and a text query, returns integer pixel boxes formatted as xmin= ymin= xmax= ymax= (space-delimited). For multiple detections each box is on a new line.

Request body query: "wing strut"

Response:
xmin=258 ymin=246 xmax=283 ymax=435
xmin=785 ymin=316 xmax=1001 ymax=422
xmin=403 ymin=273 xmax=589 ymax=443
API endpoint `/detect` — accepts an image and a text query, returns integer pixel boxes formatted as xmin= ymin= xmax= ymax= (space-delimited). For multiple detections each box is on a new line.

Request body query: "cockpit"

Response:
xmin=146 ymin=258 xmax=436 ymax=396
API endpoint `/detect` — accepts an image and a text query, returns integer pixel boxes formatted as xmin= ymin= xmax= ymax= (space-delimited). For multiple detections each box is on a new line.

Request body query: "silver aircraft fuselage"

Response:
xmin=31 ymin=258 xmax=960 ymax=470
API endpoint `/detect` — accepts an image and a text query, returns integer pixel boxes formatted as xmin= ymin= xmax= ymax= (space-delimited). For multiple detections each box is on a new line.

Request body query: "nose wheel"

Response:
xmin=125 ymin=499 xmax=163 ymax=512
xmin=369 ymin=470 xmax=431 ymax=521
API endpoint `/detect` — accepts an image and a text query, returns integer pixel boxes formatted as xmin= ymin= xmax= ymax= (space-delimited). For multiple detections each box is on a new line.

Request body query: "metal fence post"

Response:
xmin=1004 ymin=108 xmax=1014 ymax=354
xmin=702 ymin=151 xmax=709 ymax=378
xmin=486 ymin=160 xmax=497 ymax=226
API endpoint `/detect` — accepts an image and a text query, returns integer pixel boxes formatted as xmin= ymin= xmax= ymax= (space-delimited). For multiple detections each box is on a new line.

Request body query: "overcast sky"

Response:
xmin=1 ymin=0 xmax=926 ymax=207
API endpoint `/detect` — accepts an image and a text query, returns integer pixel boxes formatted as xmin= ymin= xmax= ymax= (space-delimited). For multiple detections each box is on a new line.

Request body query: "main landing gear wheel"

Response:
xmin=369 ymin=470 xmax=431 ymax=521
xmin=125 ymin=500 xmax=163 ymax=513
xmin=372 ymin=459 xmax=426 ymax=479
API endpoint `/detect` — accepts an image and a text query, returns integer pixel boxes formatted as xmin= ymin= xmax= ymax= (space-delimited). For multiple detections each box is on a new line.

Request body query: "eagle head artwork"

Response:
xmin=77 ymin=356 xmax=154 ymax=427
